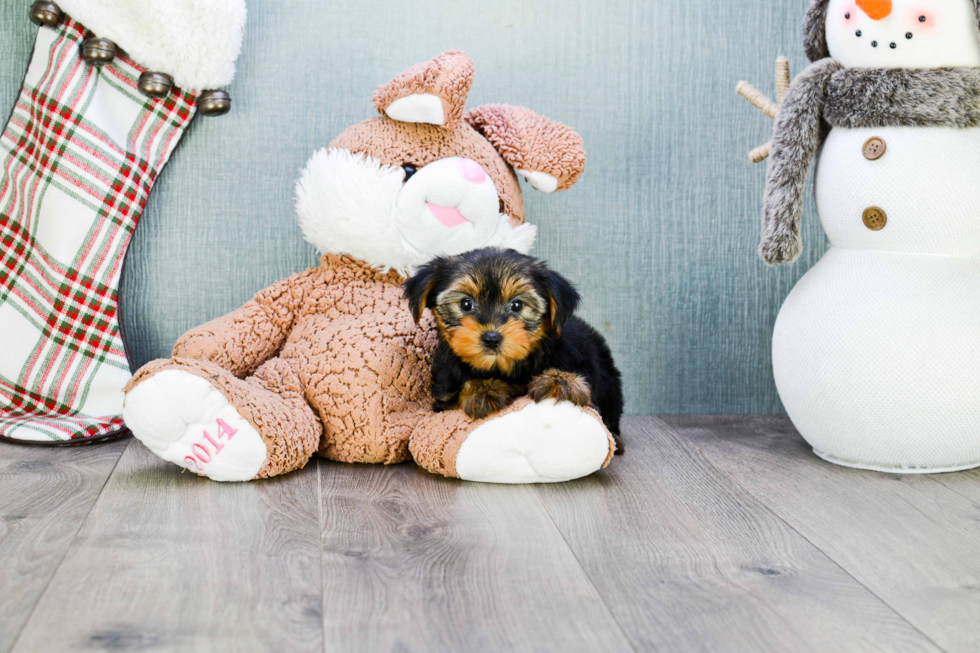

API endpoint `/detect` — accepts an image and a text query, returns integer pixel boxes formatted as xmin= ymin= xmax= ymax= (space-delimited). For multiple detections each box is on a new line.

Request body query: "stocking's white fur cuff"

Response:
xmin=57 ymin=0 xmax=246 ymax=90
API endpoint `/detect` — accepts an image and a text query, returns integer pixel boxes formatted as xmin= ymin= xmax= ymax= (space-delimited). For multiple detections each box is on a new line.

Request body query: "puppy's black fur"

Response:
xmin=404 ymin=248 xmax=624 ymax=452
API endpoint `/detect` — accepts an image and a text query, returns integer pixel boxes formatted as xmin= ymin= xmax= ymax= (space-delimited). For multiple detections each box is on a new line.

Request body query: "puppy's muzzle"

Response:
xmin=481 ymin=331 xmax=503 ymax=350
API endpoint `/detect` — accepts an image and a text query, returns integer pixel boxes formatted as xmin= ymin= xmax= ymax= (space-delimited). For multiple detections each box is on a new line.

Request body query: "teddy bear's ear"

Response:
xmin=464 ymin=104 xmax=585 ymax=193
xmin=373 ymin=51 xmax=475 ymax=128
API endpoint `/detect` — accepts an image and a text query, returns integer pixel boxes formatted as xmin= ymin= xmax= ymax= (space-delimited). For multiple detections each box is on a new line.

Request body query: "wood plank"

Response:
xmin=666 ymin=415 xmax=980 ymax=653
xmin=317 ymin=460 xmax=634 ymax=653
xmin=11 ymin=441 xmax=323 ymax=653
xmin=928 ymin=467 xmax=980 ymax=505
xmin=0 ymin=438 xmax=127 ymax=653
xmin=535 ymin=417 xmax=939 ymax=653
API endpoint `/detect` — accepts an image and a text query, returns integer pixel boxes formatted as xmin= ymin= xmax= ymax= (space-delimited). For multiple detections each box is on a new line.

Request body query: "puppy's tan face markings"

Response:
xmin=433 ymin=264 xmax=548 ymax=374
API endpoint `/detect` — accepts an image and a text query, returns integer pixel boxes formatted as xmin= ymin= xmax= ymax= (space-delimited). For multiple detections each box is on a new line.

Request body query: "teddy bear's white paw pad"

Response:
xmin=455 ymin=399 xmax=610 ymax=484
xmin=123 ymin=370 xmax=267 ymax=482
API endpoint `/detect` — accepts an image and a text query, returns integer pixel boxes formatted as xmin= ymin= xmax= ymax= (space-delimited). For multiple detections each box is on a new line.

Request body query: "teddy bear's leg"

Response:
xmin=408 ymin=397 xmax=616 ymax=484
xmin=123 ymin=357 xmax=321 ymax=482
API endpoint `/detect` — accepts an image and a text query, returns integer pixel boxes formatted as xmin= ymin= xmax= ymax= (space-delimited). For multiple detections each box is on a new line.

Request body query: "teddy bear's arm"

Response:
xmin=171 ymin=270 xmax=316 ymax=378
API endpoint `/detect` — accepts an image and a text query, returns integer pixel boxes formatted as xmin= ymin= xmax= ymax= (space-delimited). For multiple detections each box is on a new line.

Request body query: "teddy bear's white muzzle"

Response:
xmin=396 ymin=157 xmax=501 ymax=258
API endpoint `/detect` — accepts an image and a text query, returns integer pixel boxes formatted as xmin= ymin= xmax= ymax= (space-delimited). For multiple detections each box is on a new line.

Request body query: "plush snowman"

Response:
xmin=752 ymin=0 xmax=980 ymax=472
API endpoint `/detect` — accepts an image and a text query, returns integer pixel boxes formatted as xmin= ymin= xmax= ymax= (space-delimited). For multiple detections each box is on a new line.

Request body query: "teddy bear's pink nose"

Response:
xmin=456 ymin=158 xmax=486 ymax=183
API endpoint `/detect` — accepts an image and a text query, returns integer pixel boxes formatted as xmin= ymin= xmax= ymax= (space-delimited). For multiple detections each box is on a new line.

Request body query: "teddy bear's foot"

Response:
xmin=123 ymin=369 xmax=268 ymax=482
xmin=123 ymin=357 xmax=322 ymax=482
xmin=456 ymin=399 xmax=612 ymax=483
xmin=410 ymin=397 xmax=615 ymax=484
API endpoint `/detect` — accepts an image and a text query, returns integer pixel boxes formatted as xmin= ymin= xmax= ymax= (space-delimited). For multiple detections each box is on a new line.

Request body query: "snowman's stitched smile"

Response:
xmin=427 ymin=201 xmax=470 ymax=228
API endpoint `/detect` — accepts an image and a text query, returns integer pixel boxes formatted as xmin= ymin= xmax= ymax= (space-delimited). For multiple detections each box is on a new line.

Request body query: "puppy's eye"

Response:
xmin=402 ymin=164 xmax=418 ymax=181
xmin=509 ymin=299 xmax=523 ymax=313
xmin=460 ymin=298 xmax=473 ymax=312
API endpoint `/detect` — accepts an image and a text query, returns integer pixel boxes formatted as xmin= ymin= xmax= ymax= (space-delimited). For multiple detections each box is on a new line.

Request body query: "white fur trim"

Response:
xmin=455 ymin=400 xmax=610 ymax=484
xmin=516 ymin=169 xmax=559 ymax=193
xmin=384 ymin=94 xmax=445 ymax=125
xmin=57 ymin=0 xmax=246 ymax=90
xmin=296 ymin=149 xmax=536 ymax=276
xmin=123 ymin=371 xmax=267 ymax=482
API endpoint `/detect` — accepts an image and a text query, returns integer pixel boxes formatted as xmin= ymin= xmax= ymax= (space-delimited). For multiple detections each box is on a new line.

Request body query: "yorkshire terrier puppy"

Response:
xmin=404 ymin=247 xmax=624 ymax=453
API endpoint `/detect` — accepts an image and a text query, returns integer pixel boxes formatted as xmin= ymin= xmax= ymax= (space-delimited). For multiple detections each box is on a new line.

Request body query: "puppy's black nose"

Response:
xmin=481 ymin=331 xmax=503 ymax=349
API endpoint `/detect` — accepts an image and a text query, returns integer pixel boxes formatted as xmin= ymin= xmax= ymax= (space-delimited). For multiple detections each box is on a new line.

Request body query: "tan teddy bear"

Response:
xmin=121 ymin=51 xmax=617 ymax=483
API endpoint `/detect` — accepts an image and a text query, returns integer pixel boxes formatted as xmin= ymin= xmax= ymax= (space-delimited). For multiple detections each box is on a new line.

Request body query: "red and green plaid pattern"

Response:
xmin=0 ymin=17 xmax=198 ymax=442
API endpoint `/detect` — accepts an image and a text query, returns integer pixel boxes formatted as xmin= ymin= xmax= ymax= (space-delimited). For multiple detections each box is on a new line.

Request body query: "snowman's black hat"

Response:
xmin=804 ymin=0 xmax=980 ymax=61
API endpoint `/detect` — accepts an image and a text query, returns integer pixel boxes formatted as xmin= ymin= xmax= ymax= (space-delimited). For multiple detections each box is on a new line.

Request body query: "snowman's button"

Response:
xmin=863 ymin=207 xmax=887 ymax=231
xmin=862 ymin=137 xmax=886 ymax=161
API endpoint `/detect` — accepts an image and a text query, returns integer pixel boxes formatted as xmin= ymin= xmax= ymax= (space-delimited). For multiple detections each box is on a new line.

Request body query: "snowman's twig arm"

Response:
xmin=737 ymin=57 xmax=793 ymax=163
xmin=737 ymin=82 xmax=779 ymax=119
xmin=761 ymin=58 xmax=842 ymax=265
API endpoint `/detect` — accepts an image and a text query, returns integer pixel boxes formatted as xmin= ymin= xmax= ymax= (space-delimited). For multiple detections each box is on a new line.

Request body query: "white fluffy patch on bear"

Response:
xmin=384 ymin=94 xmax=445 ymax=125
xmin=123 ymin=371 xmax=267 ymax=482
xmin=485 ymin=215 xmax=536 ymax=254
xmin=296 ymin=149 xmax=536 ymax=276
xmin=57 ymin=0 xmax=246 ymax=90
xmin=296 ymin=149 xmax=409 ymax=271
xmin=454 ymin=400 xmax=610 ymax=484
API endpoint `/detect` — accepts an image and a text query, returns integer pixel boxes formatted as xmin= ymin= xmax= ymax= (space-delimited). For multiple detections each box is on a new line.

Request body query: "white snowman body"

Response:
xmin=772 ymin=0 xmax=980 ymax=471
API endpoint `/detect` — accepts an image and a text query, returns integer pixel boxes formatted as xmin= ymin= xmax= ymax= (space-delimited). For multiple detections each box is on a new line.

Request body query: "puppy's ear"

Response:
xmin=373 ymin=51 xmax=474 ymax=128
xmin=541 ymin=269 xmax=580 ymax=336
xmin=465 ymin=104 xmax=586 ymax=193
xmin=403 ymin=257 xmax=452 ymax=324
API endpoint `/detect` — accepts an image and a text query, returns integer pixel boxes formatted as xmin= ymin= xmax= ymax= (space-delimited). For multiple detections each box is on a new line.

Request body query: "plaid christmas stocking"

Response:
xmin=0 ymin=1 xmax=244 ymax=443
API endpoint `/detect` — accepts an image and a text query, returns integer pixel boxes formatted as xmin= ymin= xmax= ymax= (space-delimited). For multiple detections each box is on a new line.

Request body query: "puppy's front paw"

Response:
xmin=460 ymin=379 xmax=518 ymax=420
xmin=432 ymin=397 xmax=457 ymax=413
xmin=613 ymin=433 xmax=625 ymax=455
xmin=528 ymin=370 xmax=591 ymax=407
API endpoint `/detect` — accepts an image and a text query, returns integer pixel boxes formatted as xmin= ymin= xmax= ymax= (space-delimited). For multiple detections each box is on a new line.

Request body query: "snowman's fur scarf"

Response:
xmin=804 ymin=0 xmax=980 ymax=61
xmin=762 ymin=61 xmax=980 ymax=264
xmin=823 ymin=67 xmax=980 ymax=128
xmin=761 ymin=59 xmax=840 ymax=265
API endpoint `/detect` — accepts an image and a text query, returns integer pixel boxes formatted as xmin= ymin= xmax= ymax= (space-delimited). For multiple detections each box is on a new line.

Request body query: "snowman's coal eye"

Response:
xmin=402 ymin=164 xmax=418 ymax=181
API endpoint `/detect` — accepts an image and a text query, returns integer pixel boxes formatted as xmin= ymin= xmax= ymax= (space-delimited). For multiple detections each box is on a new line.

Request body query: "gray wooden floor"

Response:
xmin=2 ymin=416 xmax=978 ymax=653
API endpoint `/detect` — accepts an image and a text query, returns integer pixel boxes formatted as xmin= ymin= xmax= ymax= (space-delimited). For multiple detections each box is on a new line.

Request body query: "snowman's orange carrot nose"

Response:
xmin=856 ymin=0 xmax=892 ymax=20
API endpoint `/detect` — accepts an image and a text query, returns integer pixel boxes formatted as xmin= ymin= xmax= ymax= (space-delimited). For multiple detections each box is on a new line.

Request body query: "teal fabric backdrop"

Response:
xmin=0 ymin=0 xmax=828 ymax=415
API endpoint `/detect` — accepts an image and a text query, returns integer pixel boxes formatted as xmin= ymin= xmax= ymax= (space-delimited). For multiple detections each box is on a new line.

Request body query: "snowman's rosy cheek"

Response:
xmin=910 ymin=9 xmax=937 ymax=33
xmin=842 ymin=5 xmax=858 ymax=24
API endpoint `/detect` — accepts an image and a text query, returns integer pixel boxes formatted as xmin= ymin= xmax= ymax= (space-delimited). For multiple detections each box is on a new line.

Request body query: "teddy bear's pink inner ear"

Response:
xmin=464 ymin=104 xmax=586 ymax=193
xmin=372 ymin=51 xmax=475 ymax=128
